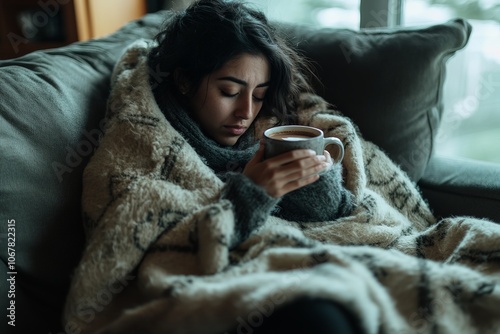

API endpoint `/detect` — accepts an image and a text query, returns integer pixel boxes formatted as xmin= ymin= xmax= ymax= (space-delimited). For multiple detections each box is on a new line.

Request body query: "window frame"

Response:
xmin=359 ymin=0 xmax=403 ymax=28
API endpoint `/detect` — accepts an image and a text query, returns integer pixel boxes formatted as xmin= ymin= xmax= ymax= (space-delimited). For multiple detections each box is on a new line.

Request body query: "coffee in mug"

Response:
xmin=263 ymin=125 xmax=344 ymax=163
xmin=268 ymin=131 xmax=315 ymax=141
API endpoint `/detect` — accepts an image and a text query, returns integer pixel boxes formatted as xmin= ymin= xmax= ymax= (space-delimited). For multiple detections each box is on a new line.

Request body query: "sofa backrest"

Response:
xmin=0 ymin=10 xmax=470 ymax=334
xmin=278 ymin=18 xmax=471 ymax=181
xmin=0 ymin=13 xmax=165 ymax=334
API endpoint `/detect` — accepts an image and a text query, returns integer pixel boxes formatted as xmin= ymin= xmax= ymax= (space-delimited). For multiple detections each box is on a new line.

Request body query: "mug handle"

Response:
xmin=323 ymin=137 xmax=344 ymax=163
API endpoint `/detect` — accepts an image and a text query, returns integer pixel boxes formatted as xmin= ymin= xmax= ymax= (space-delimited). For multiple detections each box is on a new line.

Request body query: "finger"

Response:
xmin=253 ymin=150 xmax=327 ymax=197
xmin=264 ymin=149 xmax=317 ymax=167
xmin=275 ymin=153 xmax=328 ymax=178
xmin=261 ymin=159 xmax=326 ymax=198
xmin=280 ymin=159 xmax=329 ymax=181
xmin=245 ymin=141 xmax=265 ymax=169
xmin=322 ymin=150 xmax=333 ymax=167
xmin=252 ymin=140 xmax=266 ymax=162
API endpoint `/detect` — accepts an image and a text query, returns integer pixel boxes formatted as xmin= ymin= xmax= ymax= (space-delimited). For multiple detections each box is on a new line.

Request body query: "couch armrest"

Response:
xmin=418 ymin=155 xmax=500 ymax=223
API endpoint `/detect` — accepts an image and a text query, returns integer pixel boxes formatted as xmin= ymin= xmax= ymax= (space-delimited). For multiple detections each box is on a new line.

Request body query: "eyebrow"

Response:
xmin=217 ymin=76 xmax=270 ymax=88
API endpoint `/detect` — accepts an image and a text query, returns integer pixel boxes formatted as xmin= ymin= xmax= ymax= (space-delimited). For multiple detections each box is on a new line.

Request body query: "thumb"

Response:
xmin=247 ymin=141 xmax=266 ymax=167
xmin=255 ymin=140 xmax=266 ymax=160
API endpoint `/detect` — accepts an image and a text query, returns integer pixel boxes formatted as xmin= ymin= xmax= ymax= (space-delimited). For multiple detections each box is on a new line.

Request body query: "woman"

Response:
xmin=144 ymin=0 xmax=357 ymax=332
xmin=64 ymin=2 xmax=500 ymax=333
xmin=65 ymin=0 xmax=359 ymax=333
xmin=148 ymin=0 xmax=354 ymax=245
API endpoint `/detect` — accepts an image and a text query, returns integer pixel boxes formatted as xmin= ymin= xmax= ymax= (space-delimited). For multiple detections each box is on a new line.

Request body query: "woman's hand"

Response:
xmin=243 ymin=141 xmax=332 ymax=198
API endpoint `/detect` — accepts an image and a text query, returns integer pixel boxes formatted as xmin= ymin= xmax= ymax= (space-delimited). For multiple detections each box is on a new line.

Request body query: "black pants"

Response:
xmin=226 ymin=297 xmax=363 ymax=334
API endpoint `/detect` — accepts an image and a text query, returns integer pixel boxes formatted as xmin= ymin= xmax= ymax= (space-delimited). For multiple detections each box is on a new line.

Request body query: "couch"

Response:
xmin=1 ymin=10 xmax=499 ymax=334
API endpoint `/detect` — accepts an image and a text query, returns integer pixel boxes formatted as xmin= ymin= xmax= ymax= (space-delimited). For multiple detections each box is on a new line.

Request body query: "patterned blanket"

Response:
xmin=63 ymin=40 xmax=500 ymax=334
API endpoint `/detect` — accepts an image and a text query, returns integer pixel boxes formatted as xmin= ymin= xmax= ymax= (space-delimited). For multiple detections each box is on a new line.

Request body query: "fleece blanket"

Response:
xmin=63 ymin=39 xmax=500 ymax=334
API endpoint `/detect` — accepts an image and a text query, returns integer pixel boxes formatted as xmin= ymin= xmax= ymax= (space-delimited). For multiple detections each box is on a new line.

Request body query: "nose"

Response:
xmin=234 ymin=94 xmax=253 ymax=120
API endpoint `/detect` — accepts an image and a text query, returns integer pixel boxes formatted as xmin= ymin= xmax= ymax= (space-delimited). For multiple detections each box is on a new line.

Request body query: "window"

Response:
xmin=164 ymin=0 xmax=499 ymax=163
xmin=246 ymin=0 xmax=500 ymax=164
xmin=246 ymin=0 xmax=360 ymax=29
xmin=403 ymin=0 xmax=500 ymax=163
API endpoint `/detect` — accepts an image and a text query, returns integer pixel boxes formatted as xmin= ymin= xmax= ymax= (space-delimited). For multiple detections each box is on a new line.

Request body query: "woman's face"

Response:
xmin=189 ymin=53 xmax=270 ymax=146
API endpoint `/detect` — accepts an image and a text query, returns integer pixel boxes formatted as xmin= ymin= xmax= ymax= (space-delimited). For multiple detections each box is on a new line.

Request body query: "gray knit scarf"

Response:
xmin=155 ymin=91 xmax=260 ymax=175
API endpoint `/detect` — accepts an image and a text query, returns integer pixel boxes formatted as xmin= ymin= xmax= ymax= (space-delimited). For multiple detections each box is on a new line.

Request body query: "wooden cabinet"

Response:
xmin=0 ymin=0 xmax=147 ymax=59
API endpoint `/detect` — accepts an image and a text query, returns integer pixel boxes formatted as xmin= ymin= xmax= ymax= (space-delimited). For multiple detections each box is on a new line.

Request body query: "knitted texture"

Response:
xmin=63 ymin=40 xmax=500 ymax=334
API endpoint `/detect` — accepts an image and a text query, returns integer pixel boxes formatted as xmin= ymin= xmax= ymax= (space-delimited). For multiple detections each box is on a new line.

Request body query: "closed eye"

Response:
xmin=221 ymin=90 xmax=238 ymax=98
xmin=221 ymin=90 xmax=265 ymax=102
xmin=253 ymin=95 xmax=265 ymax=102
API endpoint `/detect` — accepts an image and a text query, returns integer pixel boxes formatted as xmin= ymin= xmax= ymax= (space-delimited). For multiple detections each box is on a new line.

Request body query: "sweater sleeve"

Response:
xmin=221 ymin=172 xmax=280 ymax=248
xmin=276 ymin=163 xmax=355 ymax=222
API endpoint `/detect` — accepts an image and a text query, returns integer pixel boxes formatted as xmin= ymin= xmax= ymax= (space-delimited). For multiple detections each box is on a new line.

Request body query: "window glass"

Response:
xmin=405 ymin=0 xmax=500 ymax=163
xmin=245 ymin=0 xmax=360 ymax=29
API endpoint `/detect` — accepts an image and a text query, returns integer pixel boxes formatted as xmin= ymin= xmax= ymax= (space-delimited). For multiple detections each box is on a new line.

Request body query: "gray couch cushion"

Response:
xmin=280 ymin=18 xmax=471 ymax=180
xmin=0 ymin=13 xmax=164 ymax=334
xmin=419 ymin=156 xmax=500 ymax=222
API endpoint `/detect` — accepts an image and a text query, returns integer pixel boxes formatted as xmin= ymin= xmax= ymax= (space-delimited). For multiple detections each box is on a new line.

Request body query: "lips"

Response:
xmin=224 ymin=125 xmax=247 ymax=135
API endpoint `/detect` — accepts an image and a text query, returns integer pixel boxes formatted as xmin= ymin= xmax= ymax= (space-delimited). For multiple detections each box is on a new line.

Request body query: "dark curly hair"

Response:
xmin=147 ymin=0 xmax=313 ymax=124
